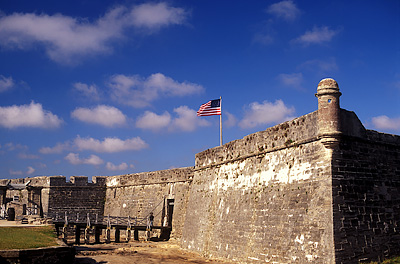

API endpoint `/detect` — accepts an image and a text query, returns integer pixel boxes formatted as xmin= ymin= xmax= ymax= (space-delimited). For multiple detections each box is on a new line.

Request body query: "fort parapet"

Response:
xmin=181 ymin=79 xmax=400 ymax=263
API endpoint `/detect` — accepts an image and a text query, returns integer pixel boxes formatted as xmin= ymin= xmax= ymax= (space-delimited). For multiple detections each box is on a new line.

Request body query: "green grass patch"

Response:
xmin=0 ymin=226 xmax=58 ymax=250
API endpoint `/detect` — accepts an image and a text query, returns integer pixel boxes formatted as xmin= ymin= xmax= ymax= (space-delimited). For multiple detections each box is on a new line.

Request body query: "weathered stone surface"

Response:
xmin=182 ymin=120 xmax=335 ymax=263
xmin=1 ymin=176 xmax=107 ymax=218
xmin=181 ymin=78 xmax=400 ymax=263
xmin=332 ymin=131 xmax=400 ymax=263
xmin=0 ymin=245 xmax=75 ymax=264
xmin=104 ymin=167 xmax=193 ymax=239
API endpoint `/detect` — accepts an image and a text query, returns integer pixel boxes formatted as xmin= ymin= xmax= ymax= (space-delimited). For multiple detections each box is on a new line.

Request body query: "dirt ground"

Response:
xmin=74 ymin=240 xmax=236 ymax=264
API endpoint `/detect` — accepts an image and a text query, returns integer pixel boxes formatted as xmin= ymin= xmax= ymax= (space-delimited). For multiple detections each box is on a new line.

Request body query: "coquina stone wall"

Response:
xmin=0 ymin=177 xmax=48 ymax=217
xmin=0 ymin=176 xmax=107 ymax=218
xmin=181 ymin=79 xmax=400 ymax=263
xmin=332 ymin=116 xmax=400 ymax=263
xmin=181 ymin=112 xmax=336 ymax=263
xmin=44 ymin=176 xmax=106 ymax=216
xmin=104 ymin=167 xmax=193 ymax=239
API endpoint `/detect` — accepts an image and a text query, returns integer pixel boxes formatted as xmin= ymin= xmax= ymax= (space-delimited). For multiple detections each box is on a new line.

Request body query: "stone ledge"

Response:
xmin=0 ymin=243 xmax=75 ymax=264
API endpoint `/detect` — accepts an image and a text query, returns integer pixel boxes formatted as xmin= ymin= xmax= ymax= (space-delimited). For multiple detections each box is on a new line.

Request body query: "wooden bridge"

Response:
xmin=49 ymin=212 xmax=171 ymax=244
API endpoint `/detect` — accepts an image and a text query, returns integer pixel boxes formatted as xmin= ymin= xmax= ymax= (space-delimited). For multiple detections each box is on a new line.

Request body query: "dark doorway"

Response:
xmin=167 ymin=199 xmax=174 ymax=227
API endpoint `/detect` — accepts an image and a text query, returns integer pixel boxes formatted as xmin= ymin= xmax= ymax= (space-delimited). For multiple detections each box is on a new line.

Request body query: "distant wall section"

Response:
xmin=104 ymin=167 xmax=193 ymax=239
xmin=0 ymin=176 xmax=107 ymax=218
xmin=45 ymin=176 xmax=106 ymax=216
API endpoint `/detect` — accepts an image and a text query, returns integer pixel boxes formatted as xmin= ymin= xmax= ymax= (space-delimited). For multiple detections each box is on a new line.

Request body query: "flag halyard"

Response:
xmin=197 ymin=99 xmax=221 ymax=116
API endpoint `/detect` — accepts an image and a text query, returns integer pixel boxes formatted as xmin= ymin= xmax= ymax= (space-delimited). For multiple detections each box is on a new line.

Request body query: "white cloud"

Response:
xmin=27 ymin=166 xmax=35 ymax=175
xmin=171 ymin=106 xmax=210 ymax=132
xmin=277 ymin=73 xmax=304 ymax=89
xmin=73 ymin=82 xmax=101 ymax=101
xmin=74 ymin=136 xmax=148 ymax=153
xmin=299 ymin=58 xmax=338 ymax=74
xmin=0 ymin=3 xmax=188 ymax=64
xmin=8 ymin=166 xmax=35 ymax=176
xmin=253 ymin=33 xmax=274 ymax=45
xmin=18 ymin=153 xmax=40 ymax=159
xmin=131 ymin=2 xmax=189 ymax=30
xmin=39 ymin=142 xmax=71 ymax=154
xmin=224 ymin=111 xmax=237 ymax=128
xmin=38 ymin=163 xmax=47 ymax=169
xmin=41 ymin=135 xmax=148 ymax=154
xmin=239 ymin=100 xmax=295 ymax=129
xmin=371 ymin=115 xmax=400 ymax=131
xmin=267 ymin=0 xmax=300 ymax=21
xmin=71 ymin=105 xmax=127 ymax=127
xmin=65 ymin=153 xmax=104 ymax=165
xmin=136 ymin=106 xmax=210 ymax=132
xmin=0 ymin=75 xmax=14 ymax=92
xmin=9 ymin=169 xmax=23 ymax=176
xmin=136 ymin=111 xmax=171 ymax=131
xmin=0 ymin=101 xmax=63 ymax=129
xmin=294 ymin=26 xmax=339 ymax=45
xmin=4 ymin=142 xmax=28 ymax=151
xmin=108 ymin=73 xmax=203 ymax=108
xmin=106 ymin=162 xmax=129 ymax=171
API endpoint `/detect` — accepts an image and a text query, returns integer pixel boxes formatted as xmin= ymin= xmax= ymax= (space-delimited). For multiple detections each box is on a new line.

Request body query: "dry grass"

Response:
xmin=364 ymin=257 xmax=400 ymax=264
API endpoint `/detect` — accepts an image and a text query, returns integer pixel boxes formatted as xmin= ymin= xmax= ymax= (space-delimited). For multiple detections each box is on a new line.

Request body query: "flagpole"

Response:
xmin=220 ymin=96 xmax=222 ymax=146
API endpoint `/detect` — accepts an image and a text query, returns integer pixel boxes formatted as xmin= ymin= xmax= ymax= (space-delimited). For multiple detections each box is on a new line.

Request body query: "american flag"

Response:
xmin=197 ymin=99 xmax=221 ymax=116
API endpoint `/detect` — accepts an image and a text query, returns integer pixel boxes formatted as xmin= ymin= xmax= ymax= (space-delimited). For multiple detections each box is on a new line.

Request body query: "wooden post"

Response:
xmin=75 ymin=226 xmax=80 ymax=244
xmin=126 ymin=228 xmax=131 ymax=242
xmin=94 ymin=226 xmax=101 ymax=244
xmin=62 ymin=226 xmax=68 ymax=243
xmin=115 ymin=228 xmax=120 ymax=243
xmin=84 ymin=227 xmax=90 ymax=244
xmin=105 ymin=228 xmax=111 ymax=243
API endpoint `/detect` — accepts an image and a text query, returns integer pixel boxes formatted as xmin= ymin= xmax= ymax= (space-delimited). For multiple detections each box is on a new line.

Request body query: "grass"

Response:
xmin=364 ymin=257 xmax=400 ymax=264
xmin=0 ymin=226 xmax=58 ymax=250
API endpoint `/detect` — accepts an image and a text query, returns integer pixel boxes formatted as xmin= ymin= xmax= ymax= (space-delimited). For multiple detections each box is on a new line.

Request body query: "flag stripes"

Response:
xmin=197 ymin=99 xmax=221 ymax=116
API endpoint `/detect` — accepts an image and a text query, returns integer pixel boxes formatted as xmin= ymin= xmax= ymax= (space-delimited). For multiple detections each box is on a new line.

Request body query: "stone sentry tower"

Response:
xmin=315 ymin=78 xmax=342 ymax=147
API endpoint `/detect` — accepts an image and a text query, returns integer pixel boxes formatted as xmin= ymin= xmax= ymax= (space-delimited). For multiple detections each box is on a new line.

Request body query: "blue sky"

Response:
xmin=0 ymin=0 xmax=399 ymax=179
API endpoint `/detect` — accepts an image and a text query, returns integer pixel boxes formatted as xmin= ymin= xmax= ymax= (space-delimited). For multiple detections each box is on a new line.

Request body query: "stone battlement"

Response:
xmin=106 ymin=167 xmax=193 ymax=188
xmin=195 ymin=111 xmax=319 ymax=169
xmin=0 ymin=175 xmax=106 ymax=187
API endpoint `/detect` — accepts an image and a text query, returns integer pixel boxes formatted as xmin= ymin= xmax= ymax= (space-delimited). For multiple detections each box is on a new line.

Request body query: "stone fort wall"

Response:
xmin=0 ymin=168 xmax=194 ymax=240
xmin=104 ymin=167 xmax=193 ymax=239
xmin=44 ymin=176 xmax=106 ymax=216
xmin=179 ymin=79 xmax=400 ymax=263
xmin=181 ymin=111 xmax=336 ymax=263
xmin=332 ymin=125 xmax=400 ymax=263
xmin=0 ymin=176 xmax=107 ymax=217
